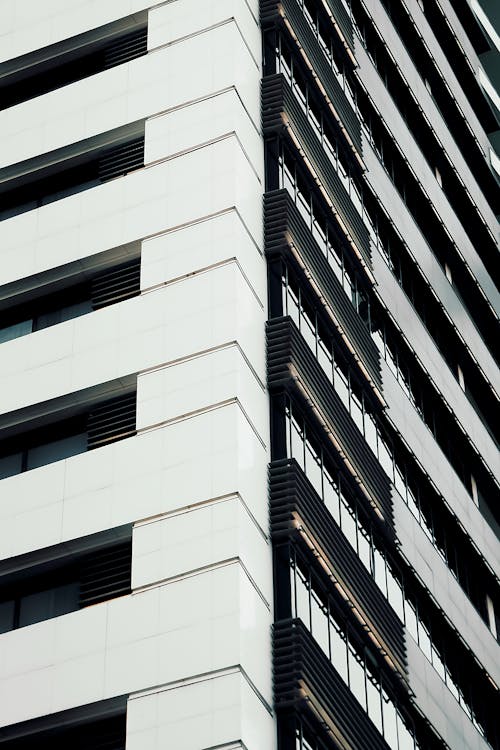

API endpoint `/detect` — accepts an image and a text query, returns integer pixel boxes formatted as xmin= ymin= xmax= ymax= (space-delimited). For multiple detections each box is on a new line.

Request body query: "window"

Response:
xmin=0 ymin=14 xmax=147 ymax=111
xmin=0 ymin=531 xmax=131 ymax=634
xmin=0 ymin=255 xmax=141 ymax=345
xmin=0 ymin=702 xmax=127 ymax=749
xmin=0 ymin=126 xmax=145 ymax=221
xmin=0 ymin=388 xmax=136 ymax=481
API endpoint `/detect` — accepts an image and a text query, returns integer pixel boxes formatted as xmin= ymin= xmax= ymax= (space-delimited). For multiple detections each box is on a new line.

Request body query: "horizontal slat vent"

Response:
xmin=274 ymin=618 xmax=390 ymax=750
xmin=267 ymin=316 xmax=394 ymax=529
xmin=270 ymin=458 xmax=408 ymax=681
xmin=324 ymin=0 xmax=354 ymax=51
xmin=98 ymin=136 xmax=144 ymax=183
xmin=262 ymin=74 xmax=371 ymax=266
xmin=91 ymin=258 xmax=141 ymax=310
xmin=260 ymin=0 xmax=362 ymax=153
xmin=103 ymin=26 xmax=148 ymax=69
xmin=87 ymin=392 xmax=136 ymax=450
xmin=79 ymin=541 xmax=131 ymax=608
xmin=264 ymin=189 xmax=380 ymax=389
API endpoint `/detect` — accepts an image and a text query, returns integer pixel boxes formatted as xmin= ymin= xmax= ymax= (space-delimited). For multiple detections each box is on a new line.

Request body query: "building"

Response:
xmin=0 ymin=1 xmax=498 ymax=749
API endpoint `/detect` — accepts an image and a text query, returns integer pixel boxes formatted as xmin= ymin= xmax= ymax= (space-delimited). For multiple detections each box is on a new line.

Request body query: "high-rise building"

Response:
xmin=0 ymin=2 xmax=498 ymax=750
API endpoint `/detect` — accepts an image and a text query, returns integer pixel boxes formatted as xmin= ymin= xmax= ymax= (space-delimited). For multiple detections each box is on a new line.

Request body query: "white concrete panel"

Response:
xmin=140 ymin=208 xmax=266 ymax=304
xmin=145 ymin=87 xmax=263 ymax=184
xmin=126 ymin=670 xmax=275 ymax=750
xmin=0 ymin=22 xmax=261 ymax=170
xmin=132 ymin=495 xmax=272 ymax=605
xmin=136 ymin=344 xmax=267 ymax=442
xmin=149 ymin=0 xmax=260 ymax=66
xmin=0 ymin=264 xmax=265 ymax=417
xmin=0 ymin=403 xmax=268 ymax=560
xmin=0 ymin=562 xmax=272 ymax=728
xmin=0 ymin=136 xmax=262 ymax=289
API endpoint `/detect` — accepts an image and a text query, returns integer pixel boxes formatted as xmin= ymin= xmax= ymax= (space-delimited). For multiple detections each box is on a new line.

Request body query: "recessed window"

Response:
xmin=0 ymin=533 xmax=131 ymax=634
xmin=0 ymin=129 xmax=145 ymax=221
xmin=0 ymin=388 xmax=136 ymax=481
xmin=0 ymin=15 xmax=147 ymax=111
xmin=0 ymin=256 xmax=140 ymax=345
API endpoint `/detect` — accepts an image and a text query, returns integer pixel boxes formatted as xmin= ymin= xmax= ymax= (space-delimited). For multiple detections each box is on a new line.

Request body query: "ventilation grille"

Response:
xmin=98 ymin=136 xmax=144 ymax=183
xmin=103 ymin=26 xmax=148 ymax=69
xmin=79 ymin=541 xmax=132 ymax=609
xmin=91 ymin=258 xmax=141 ymax=311
xmin=87 ymin=392 xmax=136 ymax=450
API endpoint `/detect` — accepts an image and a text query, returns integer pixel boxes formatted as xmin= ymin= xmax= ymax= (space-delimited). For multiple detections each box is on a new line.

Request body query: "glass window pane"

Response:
xmin=0 ymin=600 xmax=15 ymax=634
xmin=19 ymin=589 xmax=53 ymax=627
xmin=386 ymin=565 xmax=405 ymax=622
xmin=366 ymin=671 xmax=383 ymax=733
xmin=0 ymin=452 xmax=23 ymax=480
xmin=358 ymin=525 xmax=372 ymax=572
xmin=334 ymin=361 xmax=349 ymax=410
xmin=394 ymin=462 xmax=407 ymax=501
xmin=378 ymin=434 xmax=394 ymax=481
xmin=364 ymin=411 xmax=378 ymax=456
xmin=382 ymin=686 xmax=399 ymax=750
xmin=291 ymin=419 xmax=305 ymax=469
xmin=330 ymin=616 xmax=348 ymax=682
xmin=0 ymin=319 xmax=32 ymax=344
xmin=305 ymin=443 xmax=323 ymax=499
xmin=311 ymin=592 xmax=329 ymax=658
xmin=340 ymin=493 xmax=357 ymax=551
xmin=324 ymin=468 xmax=340 ymax=524
xmin=296 ymin=570 xmax=311 ymax=629
xmin=350 ymin=386 xmax=364 ymax=434
xmin=431 ymin=641 xmax=445 ymax=680
xmin=373 ymin=547 xmax=387 ymax=596
xmin=404 ymin=597 xmax=419 ymax=642
xmin=27 ymin=433 xmax=87 ymax=470
xmin=417 ymin=617 xmax=432 ymax=661
xmin=397 ymin=711 xmax=415 ymax=750
xmin=318 ymin=338 xmax=333 ymax=382
xmin=348 ymin=643 xmax=367 ymax=710
xmin=300 ymin=308 xmax=317 ymax=355
xmin=328 ymin=242 xmax=343 ymax=285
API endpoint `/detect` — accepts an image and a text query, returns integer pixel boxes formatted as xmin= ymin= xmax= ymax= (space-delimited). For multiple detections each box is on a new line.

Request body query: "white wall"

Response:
xmin=0 ymin=2 xmax=274 ymax=747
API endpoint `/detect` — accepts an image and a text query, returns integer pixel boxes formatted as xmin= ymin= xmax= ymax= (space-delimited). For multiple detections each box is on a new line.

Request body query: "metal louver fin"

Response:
xmin=91 ymin=258 xmax=141 ymax=310
xmin=98 ymin=136 xmax=144 ymax=183
xmin=103 ymin=26 xmax=148 ymax=69
xmin=87 ymin=392 xmax=136 ymax=450
xmin=79 ymin=541 xmax=132 ymax=608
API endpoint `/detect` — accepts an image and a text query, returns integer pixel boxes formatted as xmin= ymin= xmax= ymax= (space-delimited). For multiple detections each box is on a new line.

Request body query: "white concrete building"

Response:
xmin=0 ymin=2 xmax=275 ymax=748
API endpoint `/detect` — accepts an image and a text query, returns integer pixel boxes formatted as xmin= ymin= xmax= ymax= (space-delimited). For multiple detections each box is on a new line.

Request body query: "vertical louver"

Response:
xmin=78 ymin=541 xmax=132 ymax=609
xmin=98 ymin=136 xmax=145 ymax=183
xmin=103 ymin=26 xmax=148 ymax=69
xmin=86 ymin=392 xmax=137 ymax=450
xmin=91 ymin=258 xmax=141 ymax=310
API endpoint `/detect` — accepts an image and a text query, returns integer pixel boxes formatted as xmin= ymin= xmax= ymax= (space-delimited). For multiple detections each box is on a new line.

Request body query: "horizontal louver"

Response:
xmin=91 ymin=258 xmax=141 ymax=310
xmin=103 ymin=26 xmax=148 ymax=69
xmin=267 ymin=316 xmax=394 ymax=529
xmin=274 ymin=619 xmax=391 ymax=750
xmin=86 ymin=392 xmax=136 ymax=450
xmin=260 ymin=0 xmax=362 ymax=154
xmin=79 ymin=541 xmax=131 ymax=609
xmin=270 ymin=458 xmax=408 ymax=682
xmin=262 ymin=74 xmax=371 ymax=267
xmin=264 ymin=189 xmax=381 ymax=391
xmin=324 ymin=0 xmax=355 ymax=52
xmin=98 ymin=136 xmax=144 ymax=183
